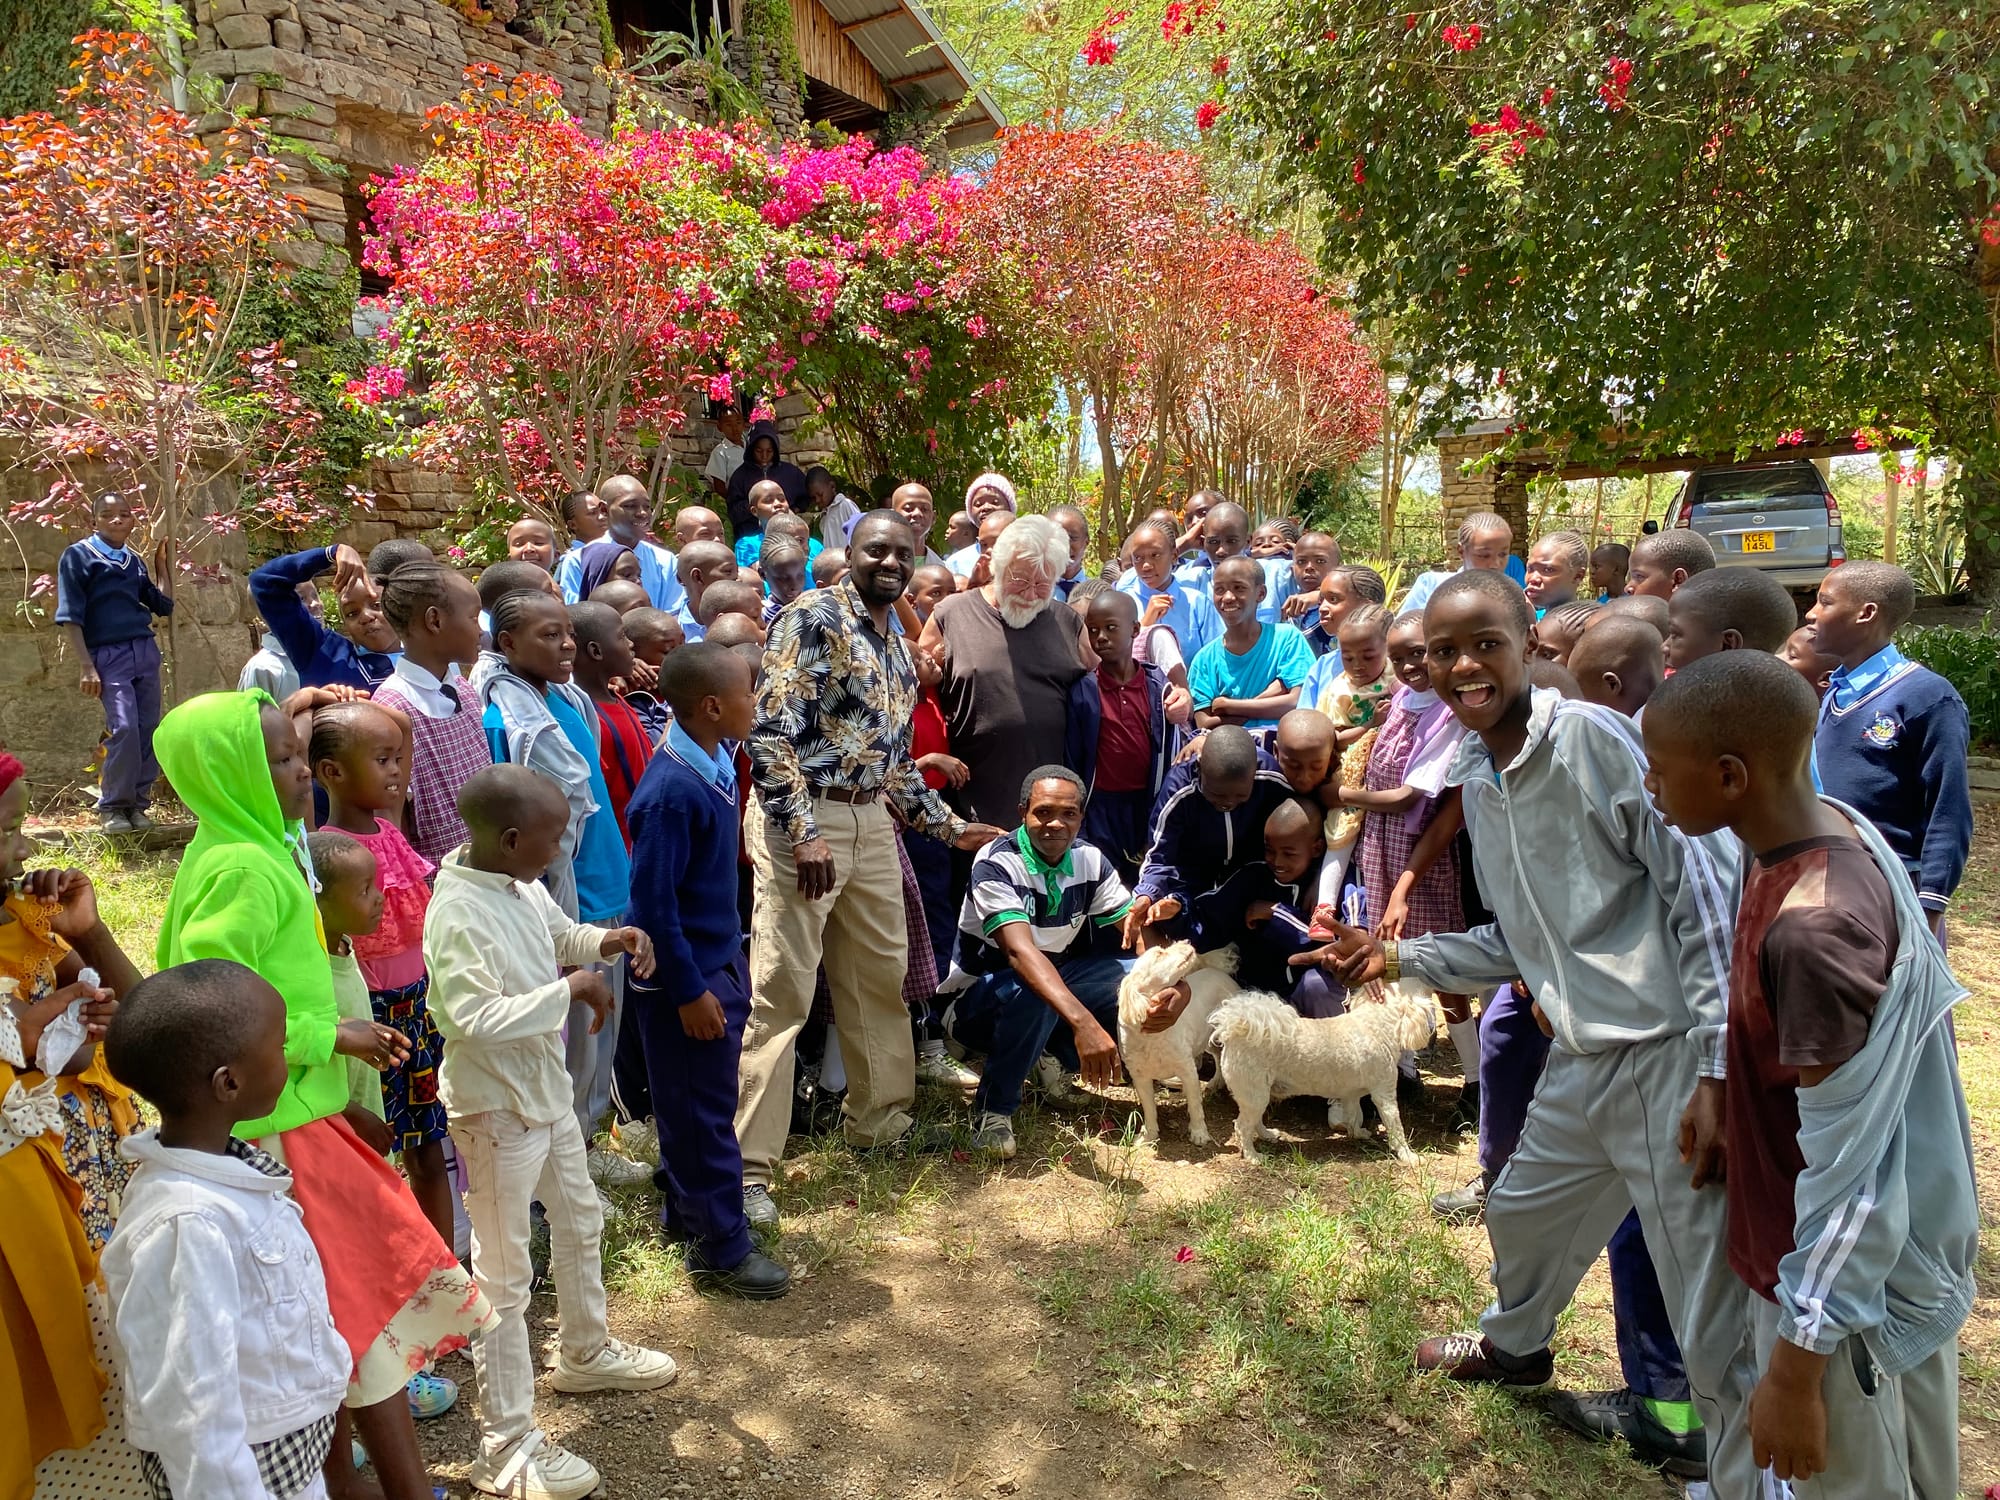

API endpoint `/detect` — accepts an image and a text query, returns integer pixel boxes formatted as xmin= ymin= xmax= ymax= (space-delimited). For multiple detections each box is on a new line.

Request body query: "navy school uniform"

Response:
xmin=1132 ymin=753 xmax=1294 ymax=941
xmin=623 ymin=728 xmax=753 ymax=1270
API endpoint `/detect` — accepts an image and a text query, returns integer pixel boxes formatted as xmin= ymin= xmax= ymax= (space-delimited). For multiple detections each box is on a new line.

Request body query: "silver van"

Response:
xmin=1664 ymin=460 xmax=1844 ymax=594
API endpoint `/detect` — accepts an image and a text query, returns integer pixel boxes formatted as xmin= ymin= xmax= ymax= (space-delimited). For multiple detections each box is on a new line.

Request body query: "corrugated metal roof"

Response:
xmin=808 ymin=0 xmax=1004 ymax=146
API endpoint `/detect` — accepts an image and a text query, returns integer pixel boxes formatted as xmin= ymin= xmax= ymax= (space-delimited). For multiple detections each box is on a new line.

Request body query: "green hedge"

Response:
xmin=1898 ymin=622 xmax=2000 ymax=751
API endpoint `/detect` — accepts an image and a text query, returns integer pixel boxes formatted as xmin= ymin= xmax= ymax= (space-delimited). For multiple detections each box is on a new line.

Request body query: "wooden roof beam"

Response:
xmin=839 ymin=7 xmax=906 ymax=33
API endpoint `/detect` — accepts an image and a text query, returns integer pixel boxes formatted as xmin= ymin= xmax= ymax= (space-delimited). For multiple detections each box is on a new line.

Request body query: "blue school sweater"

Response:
xmin=623 ymin=735 xmax=742 ymax=1005
xmin=55 ymin=537 xmax=173 ymax=649
xmin=1815 ymin=648 xmax=1973 ymax=914
xmin=1132 ymin=757 xmax=1295 ymax=906
xmin=248 ymin=546 xmax=396 ymax=692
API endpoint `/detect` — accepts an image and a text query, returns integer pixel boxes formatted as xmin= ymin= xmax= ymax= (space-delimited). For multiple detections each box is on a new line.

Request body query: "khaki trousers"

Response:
xmin=736 ymin=795 xmax=915 ymax=1185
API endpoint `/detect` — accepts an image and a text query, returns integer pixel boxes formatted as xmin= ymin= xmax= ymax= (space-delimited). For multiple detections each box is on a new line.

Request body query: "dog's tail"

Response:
xmin=1210 ymin=991 xmax=1301 ymax=1053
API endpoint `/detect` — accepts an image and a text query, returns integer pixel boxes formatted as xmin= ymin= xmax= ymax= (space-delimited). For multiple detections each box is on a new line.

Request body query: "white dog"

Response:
xmin=1116 ymin=942 xmax=1240 ymax=1146
xmin=1211 ymin=990 xmax=1437 ymax=1164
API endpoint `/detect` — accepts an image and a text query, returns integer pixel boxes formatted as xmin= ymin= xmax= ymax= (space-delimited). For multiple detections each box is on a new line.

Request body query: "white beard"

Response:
xmin=996 ymin=594 xmax=1051 ymax=629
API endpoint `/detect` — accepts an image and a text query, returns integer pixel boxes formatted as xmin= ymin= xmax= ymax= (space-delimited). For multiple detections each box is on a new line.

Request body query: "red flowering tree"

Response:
xmin=362 ymin=72 xmax=1046 ymax=511
xmin=961 ymin=124 xmax=1377 ymax=534
xmin=960 ymin=126 xmax=1210 ymax=533
xmin=0 ymin=31 xmax=341 ymax=694
xmin=719 ymin=134 xmax=1052 ymax=497
xmin=1173 ymin=233 xmax=1380 ymax=516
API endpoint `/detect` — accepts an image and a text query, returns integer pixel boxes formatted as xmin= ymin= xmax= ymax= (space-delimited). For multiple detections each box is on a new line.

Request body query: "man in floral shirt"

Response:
xmin=737 ymin=512 xmax=1001 ymax=1229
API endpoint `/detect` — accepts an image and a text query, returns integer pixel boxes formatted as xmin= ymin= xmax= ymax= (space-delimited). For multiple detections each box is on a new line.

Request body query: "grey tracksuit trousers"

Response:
xmin=1748 ymin=1300 xmax=1958 ymax=1500
xmin=1481 ymin=1039 xmax=1760 ymax=1497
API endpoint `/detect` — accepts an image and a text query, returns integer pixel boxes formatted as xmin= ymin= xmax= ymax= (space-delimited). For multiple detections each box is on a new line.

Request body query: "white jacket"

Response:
xmin=423 ymin=848 xmax=611 ymax=1124
xmin=102 ymin=1132 xmax=349 ymax=1499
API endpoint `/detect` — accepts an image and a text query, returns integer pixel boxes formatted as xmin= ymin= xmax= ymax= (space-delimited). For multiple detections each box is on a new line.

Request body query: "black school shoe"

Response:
xmin=1544 ymin=1388 xmax=1708 ymax=1479
xmin=689 ymin=1248 xmax=793 ymax=1300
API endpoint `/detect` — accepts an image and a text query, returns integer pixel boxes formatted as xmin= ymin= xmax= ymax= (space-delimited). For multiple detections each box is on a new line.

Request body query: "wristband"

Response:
xmin=1382 ymin=943 xmax=1400 ymax=985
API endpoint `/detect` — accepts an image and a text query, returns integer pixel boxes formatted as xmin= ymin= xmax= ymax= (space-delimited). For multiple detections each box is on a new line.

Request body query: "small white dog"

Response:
xmin=1116 ymin=941 xmax=1240 ymax=1146
xmin=1211 ymin=990 xmax=1437 ymax=1164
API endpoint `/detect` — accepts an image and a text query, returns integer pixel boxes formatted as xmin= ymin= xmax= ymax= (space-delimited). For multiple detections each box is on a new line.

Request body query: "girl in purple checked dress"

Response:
xmin=1345 ymin=611 xmax=1481 ymax=1131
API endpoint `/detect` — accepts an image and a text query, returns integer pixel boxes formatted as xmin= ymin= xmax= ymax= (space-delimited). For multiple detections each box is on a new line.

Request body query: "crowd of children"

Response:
xmin=10 ymin=472 xmax=1979 ymax=1500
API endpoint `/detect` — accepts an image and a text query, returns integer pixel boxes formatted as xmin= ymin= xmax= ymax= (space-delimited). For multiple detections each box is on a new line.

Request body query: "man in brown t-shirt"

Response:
xmin=1643 ymin=651 xmax=1970 ymax=1500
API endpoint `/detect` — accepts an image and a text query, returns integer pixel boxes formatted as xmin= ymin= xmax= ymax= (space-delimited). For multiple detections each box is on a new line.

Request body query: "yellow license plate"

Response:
xmin=1741 ymin=531 xmax=1776 ymax=553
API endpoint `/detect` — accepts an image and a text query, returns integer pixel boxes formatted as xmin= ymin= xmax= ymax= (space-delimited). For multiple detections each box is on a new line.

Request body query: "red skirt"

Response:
xmin=274 ymin=1113 xmax=459 ymax=1369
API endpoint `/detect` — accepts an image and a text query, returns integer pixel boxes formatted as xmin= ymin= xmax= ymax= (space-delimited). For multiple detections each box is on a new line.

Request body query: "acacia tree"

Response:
xmin=0 ymin=31 xmax=339 ymax=694
xmin=1237 ymin=1 xmax=2000 ymax=602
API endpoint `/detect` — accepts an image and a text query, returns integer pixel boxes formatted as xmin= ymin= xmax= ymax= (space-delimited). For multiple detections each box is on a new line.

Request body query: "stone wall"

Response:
xmin=1436 ymin=429 xmax=1530 ymax=546
xmin=0 ymin=497 xmax=260 ymax=789
xmin=186 ymin=0 xmax=700 ymax=270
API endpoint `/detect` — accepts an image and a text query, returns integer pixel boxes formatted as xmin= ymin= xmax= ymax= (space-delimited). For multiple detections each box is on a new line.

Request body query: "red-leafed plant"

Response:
xmin=0 ymin=31 xmax=344 ymax=696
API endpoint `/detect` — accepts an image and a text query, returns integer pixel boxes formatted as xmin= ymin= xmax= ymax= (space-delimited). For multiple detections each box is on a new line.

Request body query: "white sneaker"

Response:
xmin=549 ymin=1335 xmax=680 ymax=1394
xmin=586 ymin=1149 xmax=652 ymax=1189
xmin=1032 ymin=1054 xmax=1083 ymax=1104
xmin=468 ymin=1430 xmax=600 ymax=1500
xmin=610 ymin=1118 xmax=658 ymax=1161
xmin=916 ymin=1043 xmax=980 ymax=1091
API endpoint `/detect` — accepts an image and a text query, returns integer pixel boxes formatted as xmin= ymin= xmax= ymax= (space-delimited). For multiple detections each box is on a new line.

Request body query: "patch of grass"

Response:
xmin=1023 ymin=1156 xmax=1664 ymax=1493
xmin=52 ymin=839 xmax=177 ymax=970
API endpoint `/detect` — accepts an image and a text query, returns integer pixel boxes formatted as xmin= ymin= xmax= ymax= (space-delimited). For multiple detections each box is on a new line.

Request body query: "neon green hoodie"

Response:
xmin=155 ymin=689 xmax=342 ymax=1138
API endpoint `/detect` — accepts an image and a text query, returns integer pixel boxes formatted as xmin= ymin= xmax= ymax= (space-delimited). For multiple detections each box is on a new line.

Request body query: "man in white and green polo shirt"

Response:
xmin=944 ymin=765 xmax=1135 ymax=1159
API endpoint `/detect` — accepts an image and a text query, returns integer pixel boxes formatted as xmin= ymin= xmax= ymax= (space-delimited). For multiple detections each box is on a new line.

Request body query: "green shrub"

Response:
xmin=1897 ymin=622 xmax=2000 ymax=750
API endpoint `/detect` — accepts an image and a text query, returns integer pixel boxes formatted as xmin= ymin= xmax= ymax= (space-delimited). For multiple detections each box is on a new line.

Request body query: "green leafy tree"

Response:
xmin=1238 ymin=1 xmax=2000 ymax=603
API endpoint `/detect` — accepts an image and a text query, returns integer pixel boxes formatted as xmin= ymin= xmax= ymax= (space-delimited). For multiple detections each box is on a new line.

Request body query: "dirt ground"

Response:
xmin=43 ymin=805 xmax=2000 ymax=1500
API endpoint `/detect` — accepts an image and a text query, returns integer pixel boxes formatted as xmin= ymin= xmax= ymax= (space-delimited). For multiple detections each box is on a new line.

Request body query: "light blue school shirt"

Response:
xmin=1171 ymin=554 xmax=1295 ymax=624
xmin=1186 ymin=622 xmax=1316 ymax=730
xmin=1114 ymin=574 xmax=1224 ymax=659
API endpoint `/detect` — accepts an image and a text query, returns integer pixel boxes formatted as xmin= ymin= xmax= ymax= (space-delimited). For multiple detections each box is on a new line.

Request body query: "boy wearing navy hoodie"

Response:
xmin=56 ymin=493 xmax=174 ymax=832
xmin=622 ymin=643 xmax=789 ymax=1300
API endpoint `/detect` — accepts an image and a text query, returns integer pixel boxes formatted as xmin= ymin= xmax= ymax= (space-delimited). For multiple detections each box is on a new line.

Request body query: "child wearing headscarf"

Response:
xmin=0 ymin=750 xmax=150 ymax=1496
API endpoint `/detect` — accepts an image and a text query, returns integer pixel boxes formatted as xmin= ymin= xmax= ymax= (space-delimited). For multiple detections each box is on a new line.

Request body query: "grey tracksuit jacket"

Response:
xmin=1777 ymin=801 xmax=1977 ymax=1376
xmin=1400 ymin=690 xmax=1739 ymax=1075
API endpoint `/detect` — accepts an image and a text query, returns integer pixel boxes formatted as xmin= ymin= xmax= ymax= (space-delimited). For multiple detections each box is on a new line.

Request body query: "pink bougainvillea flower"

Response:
xmin=1441 ymin=23 xmax=1481 ymax=50
xmin=1082 ymin=29 xmax=1118 ymax=64
xmin=706 ymin=372 xmax=733 ymax=402
xmin=1352 ymin=155 xmax=1366 ymax=184
xmin=1196 ymin=100 xmax=1224 ymax=130
xmin=1541 ymin=85 xmax=1556 ymax=106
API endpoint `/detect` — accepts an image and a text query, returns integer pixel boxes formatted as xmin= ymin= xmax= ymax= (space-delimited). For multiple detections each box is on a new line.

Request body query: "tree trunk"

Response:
xmin=1959 ymin=458 xmax=2000 ymax=609
xmin=1882 ymin=460 xmax=1900 ymax=565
